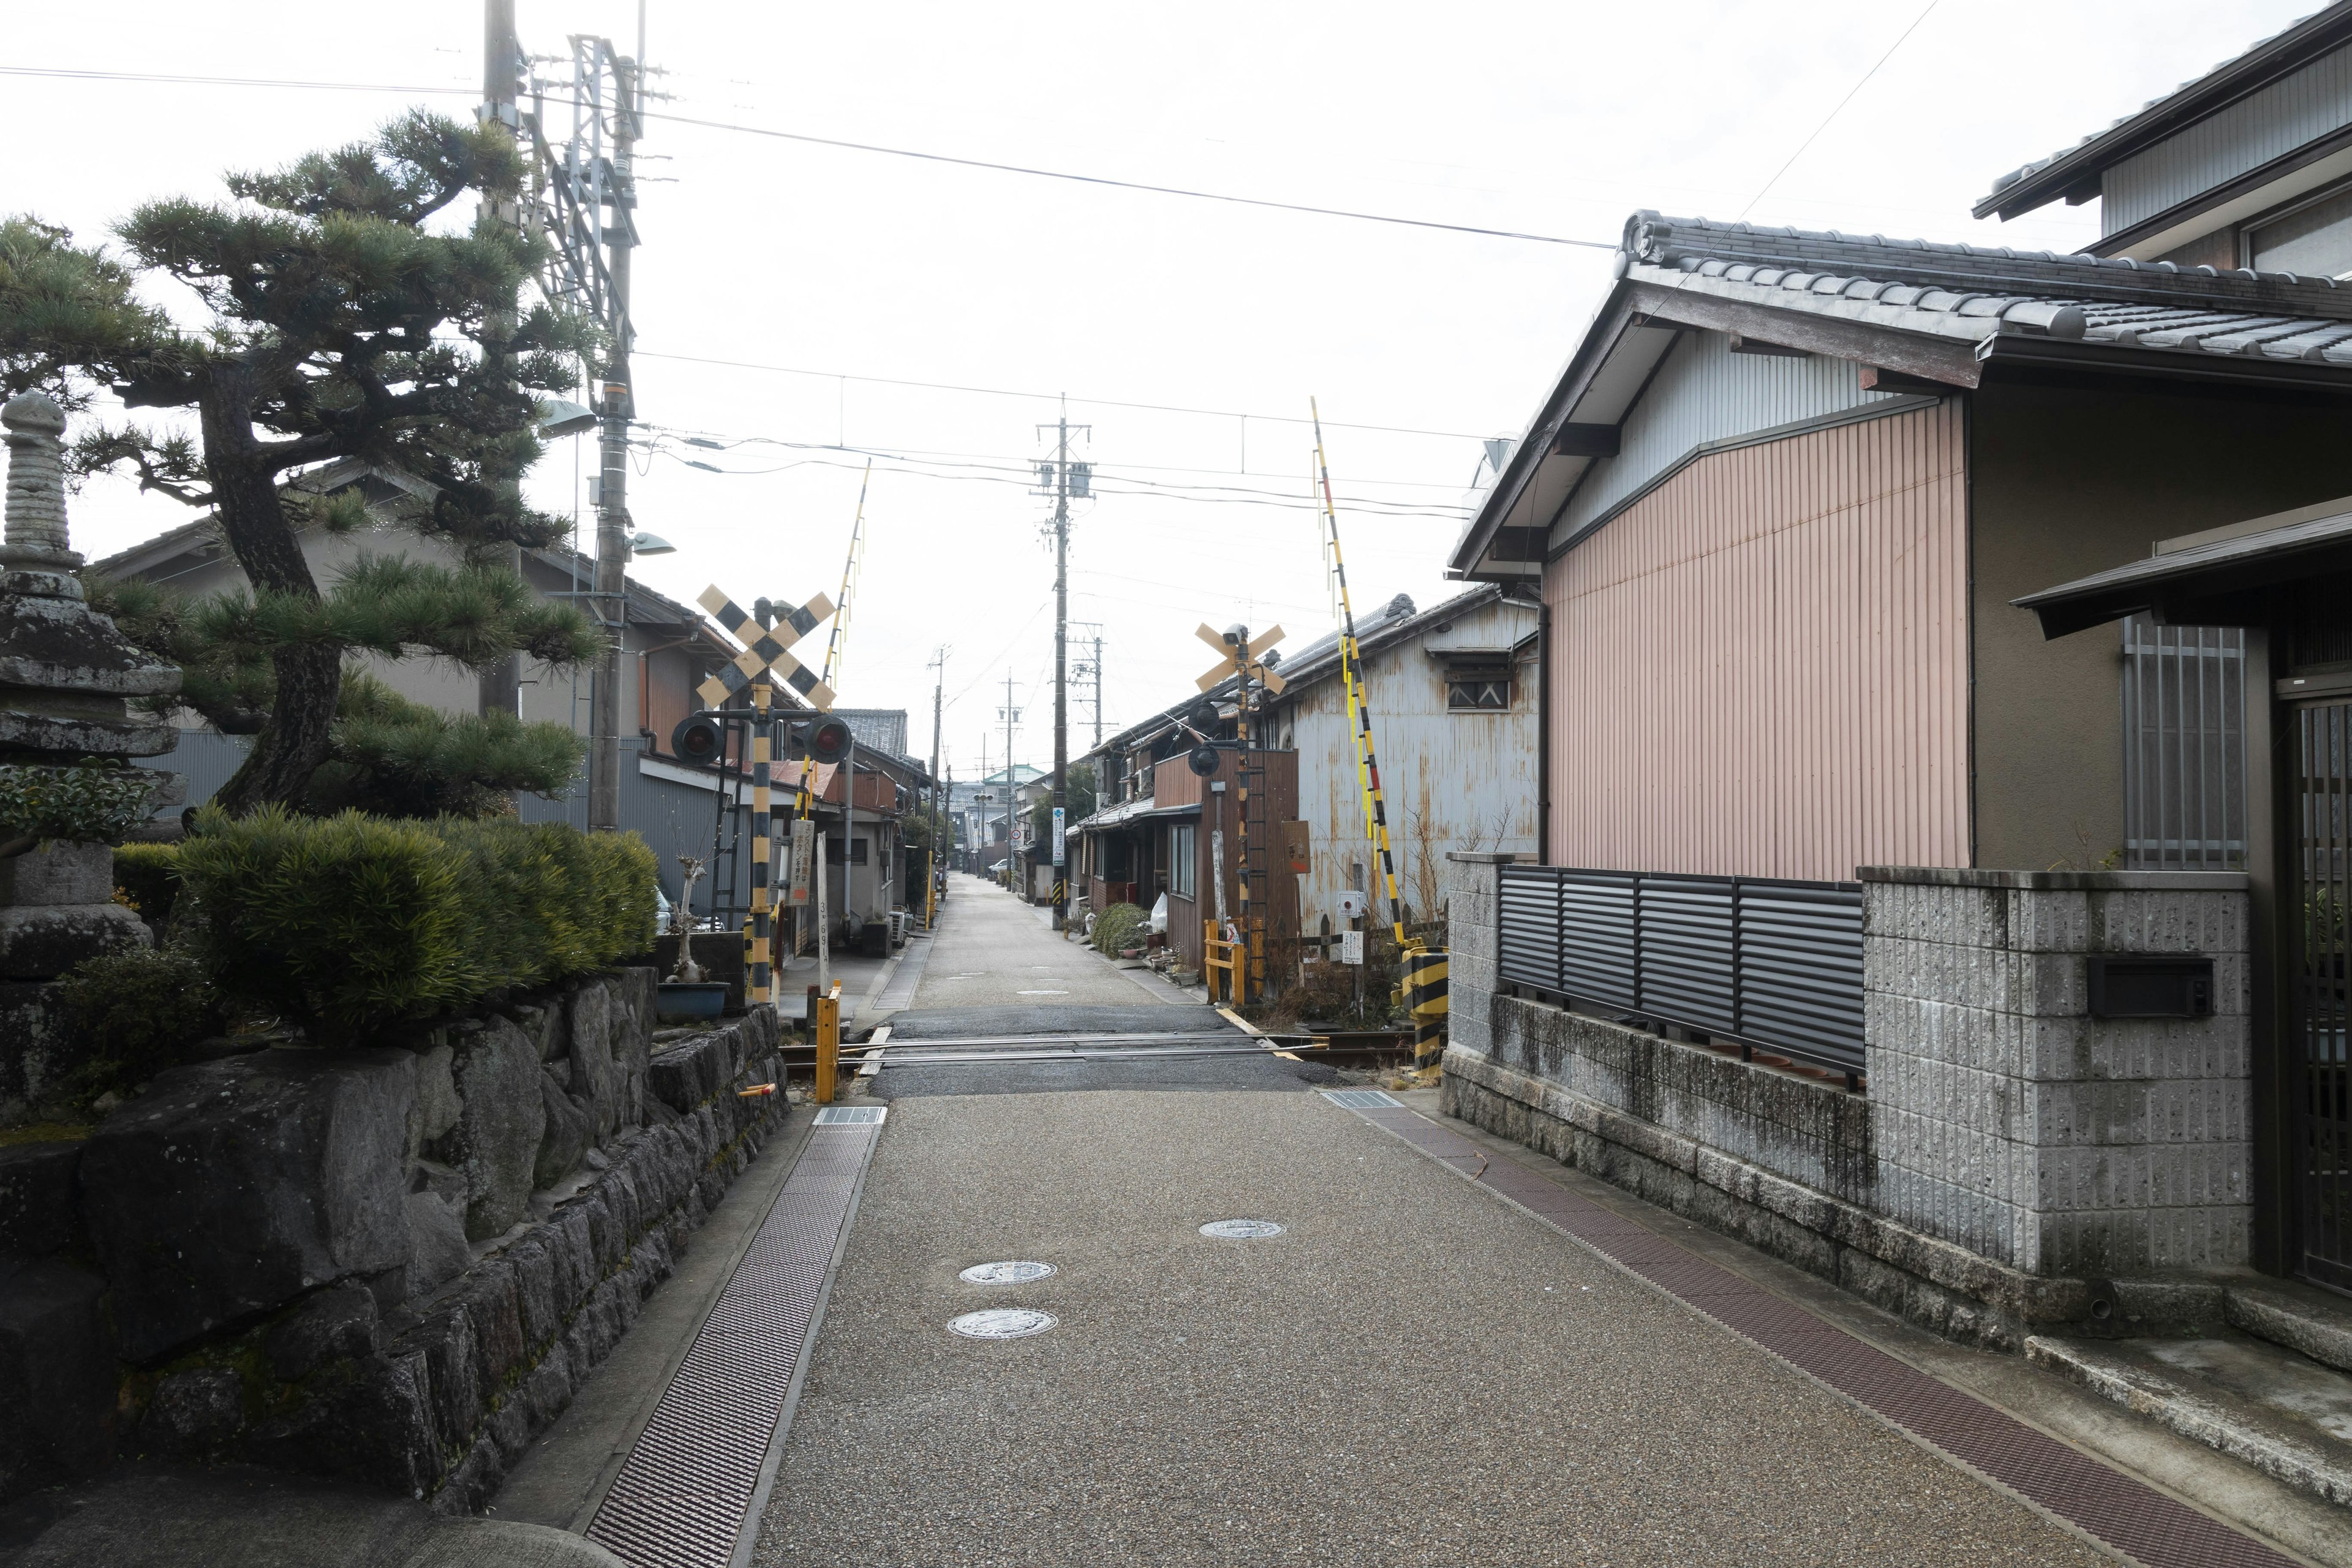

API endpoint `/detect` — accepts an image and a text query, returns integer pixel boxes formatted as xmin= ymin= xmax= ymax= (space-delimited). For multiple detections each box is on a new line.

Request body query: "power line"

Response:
xmin=1736 ymin=0 xmax=1940 ymax=221
xmin=633 ymin=350 xmax=1499 ymax=440
xmin=0 ymin=64 xmax=1618 ymax=252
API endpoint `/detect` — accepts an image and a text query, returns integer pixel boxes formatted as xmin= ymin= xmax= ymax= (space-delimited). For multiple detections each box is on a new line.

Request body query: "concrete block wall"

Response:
xmin=1862 ymin=867 xmax=2252 ymax=1278
xmin=1441 ymin=852 xmax=1510 ymax=1057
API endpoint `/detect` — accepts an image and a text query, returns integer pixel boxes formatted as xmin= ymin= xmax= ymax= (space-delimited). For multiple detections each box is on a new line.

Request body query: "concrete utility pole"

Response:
xmin=1000 ymin=673 xmax=1020 ymax=894
xmin=1050 ymin=415 xmax=1069 ymax=930
xmin=478 ymin=0 xmax=525 ymax=723
xmin=587 ymin=48 xmax=639 ymax=834
xmin=928 ymin=645 xmax=946 ymax=882
xmin=1091 ymin=631 xmax=1104 ymax=747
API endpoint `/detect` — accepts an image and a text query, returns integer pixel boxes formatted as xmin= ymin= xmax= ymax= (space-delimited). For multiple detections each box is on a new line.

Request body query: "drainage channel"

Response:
xmin=584 ymin=1105 xmax=884 ymax=1568
xmin=1324 ymin=1093 xmax=2306 ymax=1568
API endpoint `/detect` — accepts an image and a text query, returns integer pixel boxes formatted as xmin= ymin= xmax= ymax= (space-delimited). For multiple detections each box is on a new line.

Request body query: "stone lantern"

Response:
xmin=0 ymin=391 xmax=183 ymax=1118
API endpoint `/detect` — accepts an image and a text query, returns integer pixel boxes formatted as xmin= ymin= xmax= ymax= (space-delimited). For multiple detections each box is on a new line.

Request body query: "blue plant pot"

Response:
xmin=655 ymin=981 xmax=729 ymax=1020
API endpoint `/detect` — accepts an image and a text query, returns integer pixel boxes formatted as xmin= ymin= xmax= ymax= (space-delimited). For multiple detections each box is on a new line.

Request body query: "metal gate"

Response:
xmin=2296 ymin=699 xmax=2352 ymax=1290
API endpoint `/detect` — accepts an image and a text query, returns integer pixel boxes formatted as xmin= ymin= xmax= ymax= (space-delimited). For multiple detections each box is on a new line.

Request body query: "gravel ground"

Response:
xmin=752 ymin=1090 xmax=2109 ymax=1568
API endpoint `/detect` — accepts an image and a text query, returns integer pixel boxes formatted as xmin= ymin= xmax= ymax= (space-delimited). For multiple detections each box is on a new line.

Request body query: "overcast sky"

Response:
xmin=7 ymin=0 xmax=2313 ymax=781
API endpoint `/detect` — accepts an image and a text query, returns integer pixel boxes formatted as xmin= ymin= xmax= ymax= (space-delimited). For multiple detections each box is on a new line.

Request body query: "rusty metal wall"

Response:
xmin=1281 ymin=605 xmax=1539 ymax=937
xmin=1542 ymin=401 xmax=1969 ymax=882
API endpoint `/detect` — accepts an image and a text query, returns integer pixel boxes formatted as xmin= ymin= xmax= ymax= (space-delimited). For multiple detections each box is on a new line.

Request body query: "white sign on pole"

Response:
xmin=1052 ymin=807 xmax=1065 ymax=867
xmin=786 ymin=818 xmax=815 ymax=907
xmin=1340 ymin=929 xmax=1365 ymax=966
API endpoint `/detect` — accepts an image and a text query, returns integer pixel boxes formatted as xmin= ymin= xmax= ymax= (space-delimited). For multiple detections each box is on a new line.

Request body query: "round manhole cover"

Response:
xmin=959 ymin=1261 xmax=1057 ymax=1285
xmin=949 ymin=1308 xmax=1058 ymax=1340
xmin=1199 ymin=1219 xmax=1285 ymax=1239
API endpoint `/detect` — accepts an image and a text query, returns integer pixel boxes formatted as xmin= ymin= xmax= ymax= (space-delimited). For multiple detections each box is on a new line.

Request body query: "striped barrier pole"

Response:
xmin=1402 ymin=946 xmax=1449 ymax=1069
xmin=749 ymin=681 xmax=773 ymax=1005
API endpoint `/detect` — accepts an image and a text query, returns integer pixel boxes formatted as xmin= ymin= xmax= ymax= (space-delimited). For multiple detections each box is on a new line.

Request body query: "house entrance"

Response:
xmin=2294 ymin=698 xmax=2352 ymax=1291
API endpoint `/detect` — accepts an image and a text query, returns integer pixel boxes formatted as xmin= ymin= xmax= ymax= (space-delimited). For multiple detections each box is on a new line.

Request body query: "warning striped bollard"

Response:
xmin=1403 ymin=948 xmax=1449 ymax=1069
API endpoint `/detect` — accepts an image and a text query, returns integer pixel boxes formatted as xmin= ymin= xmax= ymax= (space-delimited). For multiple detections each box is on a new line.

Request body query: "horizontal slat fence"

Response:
xmin=1496 ymin=863 xmax=1866 ymax=1079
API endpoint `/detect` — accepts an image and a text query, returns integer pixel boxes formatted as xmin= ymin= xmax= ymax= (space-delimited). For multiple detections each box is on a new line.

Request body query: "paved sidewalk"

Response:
xmin=751 ymin=1088 xmax=2114 ymax=1567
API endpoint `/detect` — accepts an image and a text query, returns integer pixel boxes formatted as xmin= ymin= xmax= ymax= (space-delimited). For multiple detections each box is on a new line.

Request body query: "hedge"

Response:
xmin=112 ymin=842 xmax=186 ymax=924
xmin=173 ymin=809 xmax=657 ymax=1036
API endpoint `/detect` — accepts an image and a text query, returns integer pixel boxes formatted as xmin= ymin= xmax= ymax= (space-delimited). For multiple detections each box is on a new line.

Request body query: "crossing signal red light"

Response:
xmin=796 ymin=718 xmax=853 ymax=764
xmin=672 ymin=710 xmax=731 ymax=767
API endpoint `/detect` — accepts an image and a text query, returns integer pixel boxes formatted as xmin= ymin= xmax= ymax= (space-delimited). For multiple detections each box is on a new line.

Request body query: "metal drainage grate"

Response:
xmin=1200 ymin=1219 xmax=1284 ymax=1239
xmin=586 ymin=1123 xmax=880 ymax=1568
xmin=1322 ymin=1089 xmax=1403 ymax=1109
xmin=959 ymin=1260 xmax=1057 ymax=1284
xmin=949 ymin=1308 xmax=1057 ymax=1340
xmin=813 ymin=1104 xmax=887 ymax=1126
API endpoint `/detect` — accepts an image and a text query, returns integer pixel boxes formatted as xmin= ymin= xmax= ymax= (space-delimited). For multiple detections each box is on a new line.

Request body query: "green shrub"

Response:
xmin=112 ymin=842 xmax=184 ymax=924
xmin=1090 ymin=902 xmax=1146 ymax=956
xmin=58 ymin=947 xmax=228 ymax=1101
xmin=174 ymin=809 xmax=657 ymax=1036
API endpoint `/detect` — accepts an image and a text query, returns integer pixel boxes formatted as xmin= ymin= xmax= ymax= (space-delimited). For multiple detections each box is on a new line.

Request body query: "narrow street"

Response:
xmin=741 ymin=876 xmax=2114 ymax=1567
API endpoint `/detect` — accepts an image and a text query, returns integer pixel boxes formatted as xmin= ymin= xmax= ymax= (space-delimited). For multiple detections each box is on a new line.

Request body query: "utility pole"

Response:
xmin=1000 ymin=673 xmax=1020 ymax=894
xmin=927 ymin=646 xmax=945 ymax=926
xmin=478 ymin=0 xmax=524 ymax=723
xmin=1050 ymin=415 xmax=1069 ymax=930
xmin=1034 ymin=415 xmax=1089 ymax=929
xmin=585 ymin=39 xmax=641 ymax=835
xmin=1090 ymin=630 xmax=1104 ymax=747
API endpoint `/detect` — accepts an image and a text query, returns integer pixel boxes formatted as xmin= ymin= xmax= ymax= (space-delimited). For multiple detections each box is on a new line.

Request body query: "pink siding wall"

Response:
xmin=1544 ymin=402 xmax=1969 ymax=882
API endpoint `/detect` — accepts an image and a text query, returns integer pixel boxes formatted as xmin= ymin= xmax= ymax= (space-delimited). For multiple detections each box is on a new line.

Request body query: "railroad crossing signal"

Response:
xmin=692 ymin=582 xmax=842 ymax=1010
xmin=1194 ymin=622 xmax=1287 ymax=696
xmin=696 ymin=587 xmax=837 ymax=711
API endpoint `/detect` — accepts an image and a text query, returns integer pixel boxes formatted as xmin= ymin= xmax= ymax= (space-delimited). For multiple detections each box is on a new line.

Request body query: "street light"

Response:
xmin=629 ymin=531 xmax=676 ymax=556
xmin=536 ymin=398 xmax=598 ymax=439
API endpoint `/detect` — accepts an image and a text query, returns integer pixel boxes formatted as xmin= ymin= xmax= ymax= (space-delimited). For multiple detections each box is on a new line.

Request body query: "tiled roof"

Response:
xmin=1973 ymin=4 xmax=2352 ymax=221
xmin=1625 ymin=212 xmax=2352 ymax=364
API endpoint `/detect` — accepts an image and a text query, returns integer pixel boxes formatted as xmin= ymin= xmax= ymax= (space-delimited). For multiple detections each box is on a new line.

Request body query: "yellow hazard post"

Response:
xmin=1315 ymin=402 xmax=1447 ymax=1074
xmin=815 ymin=983 xmax=842 ymax=1105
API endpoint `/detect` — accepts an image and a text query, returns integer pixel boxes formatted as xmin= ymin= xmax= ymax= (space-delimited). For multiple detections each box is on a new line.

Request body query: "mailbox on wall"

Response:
xmin=2086 ymin=955 xmax=2215 ymax=1019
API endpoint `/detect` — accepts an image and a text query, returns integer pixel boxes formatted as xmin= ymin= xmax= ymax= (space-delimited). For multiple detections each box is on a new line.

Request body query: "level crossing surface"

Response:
xmin=741 ymin=876 xmax=2122 ymax=1567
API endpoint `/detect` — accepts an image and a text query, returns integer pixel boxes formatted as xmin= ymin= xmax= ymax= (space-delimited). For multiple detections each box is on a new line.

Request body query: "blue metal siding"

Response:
xmin=1553 ymin=332 xmax=1899 ymax=543
xmin=2103 ymin=42 xmax=2352 ymax=236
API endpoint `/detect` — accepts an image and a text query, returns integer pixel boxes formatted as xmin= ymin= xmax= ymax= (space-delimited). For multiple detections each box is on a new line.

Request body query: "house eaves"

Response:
xmin=1974 ymin=2 xmax=2352 ymax=224
xmin=1449 ymin=211 xmax=2352 ymax=582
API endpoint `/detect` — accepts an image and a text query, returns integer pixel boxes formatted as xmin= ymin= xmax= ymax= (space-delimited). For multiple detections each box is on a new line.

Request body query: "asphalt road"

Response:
xmin=750 ymin=1088 xmax=2109 ymax=1567
xmin=874 ymin=876 xmax=1336 ymax=1097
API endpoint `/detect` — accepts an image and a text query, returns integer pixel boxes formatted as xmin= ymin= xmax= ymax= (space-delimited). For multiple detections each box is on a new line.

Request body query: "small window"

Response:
xmin=1447 ymin=676 xmax=1512 ymax=710
xmin=1169 ymin=824 xmax=1197 ymax=899
xmin=824 ymin=835 xmax=870 ymax=865
xmin=2248 ymin=182 xmax=2352 ymax=279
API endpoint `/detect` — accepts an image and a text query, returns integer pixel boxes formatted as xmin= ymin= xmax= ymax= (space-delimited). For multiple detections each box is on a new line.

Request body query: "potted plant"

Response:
xmin=656 ymin=854 xmax=728 ymax=1021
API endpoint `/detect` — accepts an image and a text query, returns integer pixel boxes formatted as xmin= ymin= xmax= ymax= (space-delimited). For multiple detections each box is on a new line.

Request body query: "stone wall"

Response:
xmin=1863 ymin=867 xmax=2252 ymax=1278
xmin=0 ymin=969 xmax=791 ymax=1509
xmin=1438 ymin=853 xmax=2258 ymax=1351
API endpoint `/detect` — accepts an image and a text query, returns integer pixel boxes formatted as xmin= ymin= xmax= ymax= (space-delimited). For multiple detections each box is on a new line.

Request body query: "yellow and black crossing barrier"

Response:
xmin=1401 ymin=946 xmax=1449 ymax=1068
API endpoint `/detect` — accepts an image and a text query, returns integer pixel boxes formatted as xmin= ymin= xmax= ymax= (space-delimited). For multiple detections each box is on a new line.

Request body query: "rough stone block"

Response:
xmin=262 ymin=1280 xmax=379 ymax=1382
xmin=142 ymin=1365 xmax=245 ymax=1457
xmin=0 ymin=841 xmax=113 ymax=906
xmin=0 ymin=1257 xmax=115 ymax=1501
xmin=0 ymin=1136 xmax=83 ymax=1259
xmin=0 ymin=900 xmax=149 ymax=981
xmin=534 ymin=1069 xmax=595 ymax=1191
xmin=428 ymin=1017 xmax=547 ymax=1241
xmin=0 ymin=979 xmax=74 ymax=1118
xmin=404 ymin=1189 xmax=470 ymax=1298
xmin=80 ymin=1047 xmax=417 ymax=1363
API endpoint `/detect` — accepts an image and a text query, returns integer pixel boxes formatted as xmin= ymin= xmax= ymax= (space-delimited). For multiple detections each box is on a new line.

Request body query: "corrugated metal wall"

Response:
xmin=1556 ymin=333 xmax=1903 ymax=540
xmin=2103 ymin=42 xmax=2352 ymax=235
xmin=1544 ymin=401 xmax=1969 ymax=883
xmin=1281 ymin=601 xmax=1539 ymax=935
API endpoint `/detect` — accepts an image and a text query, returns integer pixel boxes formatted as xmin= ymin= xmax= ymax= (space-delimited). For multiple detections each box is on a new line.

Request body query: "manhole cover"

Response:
xmin=949 ymin=1308 xmax=1058 ymax=1340
xmin=959 ymin=1261 xmax=1056 ymax=1284
xmin=1200 ymin=1219 xmax=1284 ymax=1239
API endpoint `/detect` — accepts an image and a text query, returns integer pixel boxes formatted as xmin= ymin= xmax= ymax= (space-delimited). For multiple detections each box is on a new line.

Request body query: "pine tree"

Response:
xmin=0 ymin=111 xmax=600 ymax=814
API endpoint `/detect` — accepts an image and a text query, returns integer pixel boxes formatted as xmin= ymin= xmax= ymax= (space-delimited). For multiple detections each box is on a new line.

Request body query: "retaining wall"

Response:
xmin=0 ymin=969 xmax=791 ymax=1509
